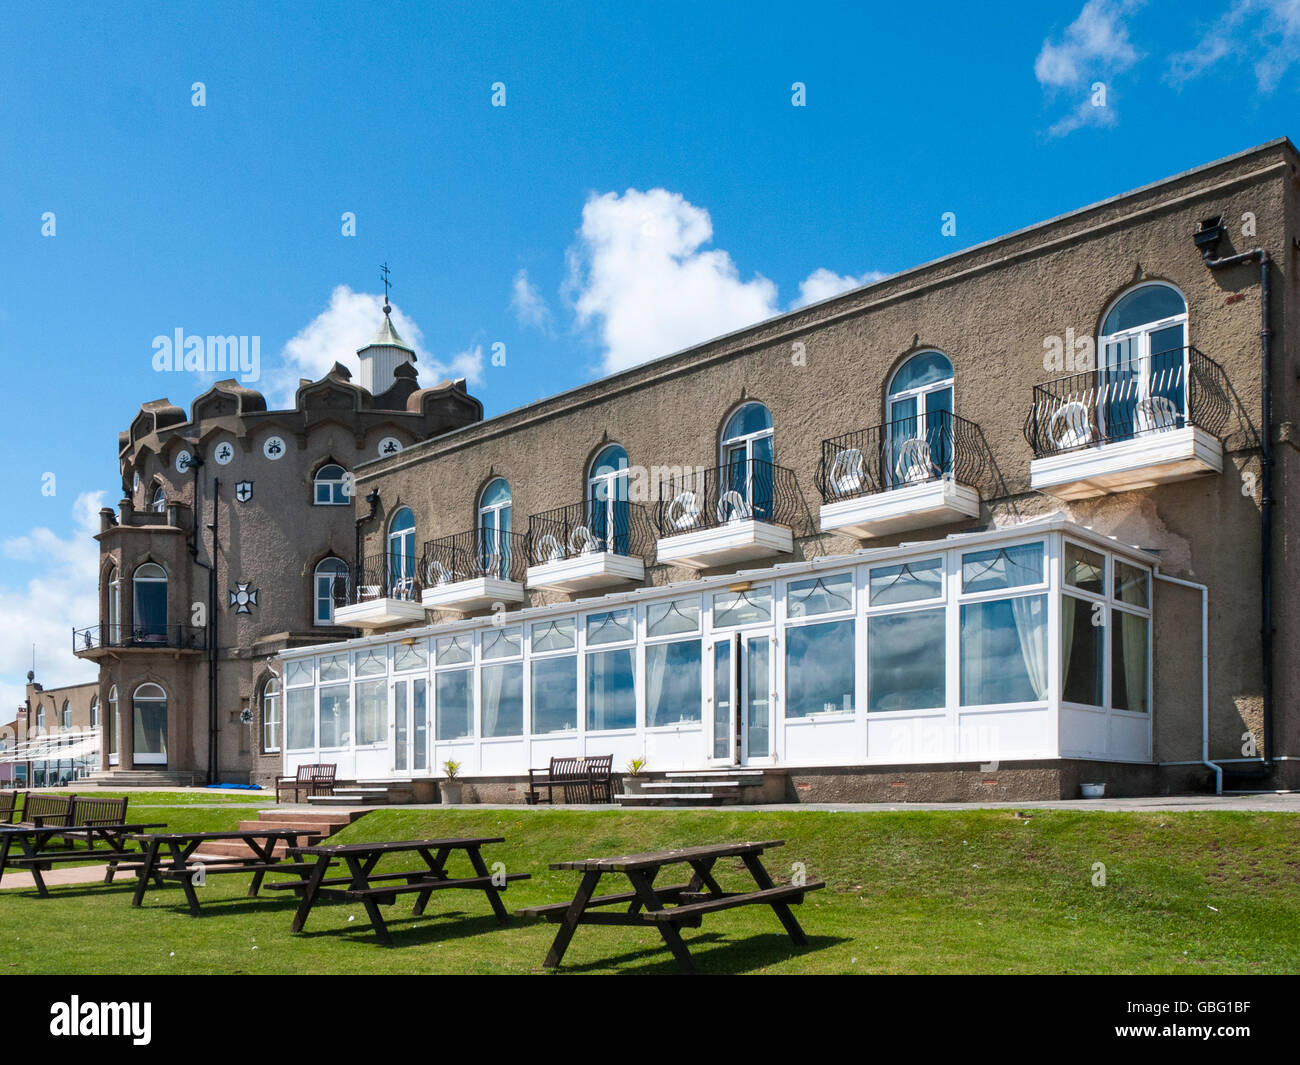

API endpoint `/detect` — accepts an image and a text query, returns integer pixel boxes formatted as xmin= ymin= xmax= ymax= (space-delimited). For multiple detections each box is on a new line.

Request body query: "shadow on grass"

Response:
xmin=292 ymin=908 xmax=511 ymax=947
xmin=531 ymin=929 xmax=850 ymax=975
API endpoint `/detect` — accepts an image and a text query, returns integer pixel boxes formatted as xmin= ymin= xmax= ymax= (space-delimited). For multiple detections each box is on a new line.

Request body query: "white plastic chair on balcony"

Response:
xmin=1135 ymin=395 xmax=1179 ymax=435
xmin=534 ymin=534 xmax=564 ymax=564
xmin=828 ymin=447 xmax=865 ymax=496
xmin=1048 ymin=401 xmax=1096 ymax=451
xmin=893 ymin=438 xmax=939 ymax=484
xmin=425 ymin=559 xmax=454 ymax=587
xmin=666 ymin=491 xmax=702 ymax=530
xmin=716 ymin=489 xmax=752 ymax=523
xmin=569 ymin=525 xmax=600 ymax=555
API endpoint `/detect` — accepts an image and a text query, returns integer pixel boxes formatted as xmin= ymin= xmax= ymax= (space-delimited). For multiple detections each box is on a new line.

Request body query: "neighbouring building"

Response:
xmin=74 ymin=312 xmax=482 ymax=785
xmin=0 ymin=673 xmax=100 ymax=787
xmin=273 ymin=138 xmax=1300 ymax=802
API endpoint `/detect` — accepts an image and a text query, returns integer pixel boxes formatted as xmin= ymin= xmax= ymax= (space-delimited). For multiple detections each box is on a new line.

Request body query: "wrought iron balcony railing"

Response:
xmin=73 ymin=623 xmax=207 ymax=653
xmin=421 ymin=528 xmax=530 ymax=586
xmin=349 ymin=551 xmax=424 ymax=604
xmin=817 ymin=411 xmax=987 ymax=503
xmin=1023 ymin=346 xmax=1232 ymax=458
xmin=654 ymin=459 xmax=802 ymax=536
xmin=528 ymin=500 xmax=654 ymax=564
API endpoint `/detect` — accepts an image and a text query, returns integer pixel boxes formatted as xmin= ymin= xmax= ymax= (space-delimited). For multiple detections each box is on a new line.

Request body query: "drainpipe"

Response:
xmin=188 ymin=457 xmax=220 ymax=784
xmin=1155 ymin=571 xmax=1218 ymax=794
xmin=355 ymin=489 xmax=381 ymax=594
xmin=1200 ymin=239 xmax=1273 ymax=768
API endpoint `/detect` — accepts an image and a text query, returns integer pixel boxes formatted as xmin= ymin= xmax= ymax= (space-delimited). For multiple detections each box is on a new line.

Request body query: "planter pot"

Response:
xmin=440 ymin=781 xmax=464 ymax=804
xmin=1080 ymin=783 xmax=1106 ymax=799
xmin=622 ymin=776 xmax=645 ymax=796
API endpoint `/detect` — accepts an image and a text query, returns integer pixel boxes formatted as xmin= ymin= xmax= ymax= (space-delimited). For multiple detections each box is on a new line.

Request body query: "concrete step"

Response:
xmin=189 ymin=839 xmax=319 ymax=859
xmin=236 ymin=819 xmax=347 ymax=835
xmin=640 ymin=781 xmax=742 ymax=791
xmin=664 ymin=769 xmax=765 ymax=779
xmin=616 ymin=792 xmax=718 ymax=804
xmin=308 ymin=793 xmax=388 ymax=806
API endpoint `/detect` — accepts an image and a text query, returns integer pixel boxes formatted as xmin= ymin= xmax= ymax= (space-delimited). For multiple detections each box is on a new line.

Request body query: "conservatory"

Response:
xmin=276 ymin=515 xmax=1157 ymax=781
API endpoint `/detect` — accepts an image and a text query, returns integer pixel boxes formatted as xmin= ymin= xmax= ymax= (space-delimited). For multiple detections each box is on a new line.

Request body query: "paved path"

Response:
xmin=0 ymin=863 xmax=115 ymax=892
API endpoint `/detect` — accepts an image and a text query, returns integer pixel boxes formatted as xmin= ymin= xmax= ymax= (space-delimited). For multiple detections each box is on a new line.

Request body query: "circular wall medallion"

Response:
xmin=262 ymin=436 xmax=286 ymax=460
xmin=174 ymin=450 xmax=193 ymax=474
xmin=378 ymin=436 xmax=402 ymax=458
xmin=214 ymin=440 xmax=235 ymax=466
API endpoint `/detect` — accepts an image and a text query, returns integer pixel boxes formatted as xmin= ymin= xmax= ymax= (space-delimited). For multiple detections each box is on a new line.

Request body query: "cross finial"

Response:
xmin=379 ymin=262 xmax=392 ymax=314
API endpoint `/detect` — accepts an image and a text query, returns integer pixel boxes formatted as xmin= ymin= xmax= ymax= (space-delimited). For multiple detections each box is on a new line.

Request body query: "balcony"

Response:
xmin=420 ymin=529 xmax=528 ymax=611
xmin=73 ymin=623 xmax=206 ymax=658
xmin=654 ymin=460 xmax=797 ymax=569
xmin=817 ymin=412 xmax=984 ymax=538
xmin=526 ymin=501 xmax=652 ymax=593
xmin=1025 ymin=347 xmax=1230 ymax=500
xmin=332 ymin=552 xmax=427 ymax=629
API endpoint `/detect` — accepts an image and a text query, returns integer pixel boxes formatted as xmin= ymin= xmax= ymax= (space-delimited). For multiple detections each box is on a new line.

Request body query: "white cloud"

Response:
xmin=267 ymin=285 xmax=484 ymax=406
xmin=567 ymin=188 xmax=781 ymax=374
xmin=1035 ymin=0 xmax=1143 ymax=136
xmin=793 ymin=268 xmax=890 ymax=309
xmin=0 ymin=493 xmax=104 ymax=716
xmin=1168 ymin=0 xmax=1300 ymax=92
xmin=510 ymin=269 xmax=553 ymax=331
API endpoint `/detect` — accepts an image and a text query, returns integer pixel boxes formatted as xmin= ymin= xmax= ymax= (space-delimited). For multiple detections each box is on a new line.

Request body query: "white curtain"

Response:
xmin=1061 ymin=594 xmax=1077 ymax=698
xmin=645 ymin=645 xmax=667 ymax=727
xmin=1011 ymin=596 xmax=1048 ymax=700
xmin=1120 ymin=612 xmax=1148 ymax=711
xmin=482 ymin=664 xmax=503 ymax=737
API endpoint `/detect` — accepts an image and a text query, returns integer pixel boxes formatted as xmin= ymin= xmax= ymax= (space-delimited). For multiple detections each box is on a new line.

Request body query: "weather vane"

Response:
xmin=380 ymin=262 xmax=392 ymax=314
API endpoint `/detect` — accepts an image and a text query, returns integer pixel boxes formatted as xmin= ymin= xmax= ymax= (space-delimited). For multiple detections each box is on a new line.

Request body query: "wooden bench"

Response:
xmin=0 ymin=791 xmax=20 ymax=824
xmin=518 ymin=839 xmax=824 ymax=974
xmin=526 ymin=755 xmax=614 ymax=805
xmin=15 ymin=793 xmax=77 ymax=828
xmin=275 ymin=764 xmax=336 ymax=804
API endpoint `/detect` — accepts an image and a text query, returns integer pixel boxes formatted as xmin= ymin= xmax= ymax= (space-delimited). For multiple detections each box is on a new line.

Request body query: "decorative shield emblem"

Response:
xmin=229 ymin=583 xmax=258 ymax=613
xmin=235 ymin=481 xmax=253 ymax=503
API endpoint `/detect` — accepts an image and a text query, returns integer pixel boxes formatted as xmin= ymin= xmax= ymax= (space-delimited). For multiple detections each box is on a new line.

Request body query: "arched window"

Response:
xmin=313 ymin=463 xmax=350 ymax=505
xmin=478 ymin=479 xmax=512 ymax=578
xmin=387 ymin=507 xmax=417 ymax=598
xmin=132 ymin=683 xmax=168 ymax=765
xmin=106 ymin=565 xmax=120 ymax=643
xmin=887 ymin=351 xmax=955 ymax=483
xmin=133 ymin=563 xmax=168 ymax=642
xmin=587 ymin=445 xmax=630 ymax=553
xmin=61 ymin=700 xmax=71 ymax=729
xmin=149 ymin=483 xmax=167 ymax=514
xmin=35 ymin=705 xmax=45 ymax=735
xmin=721 ymin=403 xmax=774 ymax=519
xmin=314 ymin=557 xmax=350 ymax=625
xmin=89 ymin=696 xmax=99 ymax=730
xmin=1100 ymin=282 xmax=1189 ymax=437
xmin=108 ymin=686 xmax=118 ymax=764
xmin=261 ymin=676 xmax=281 ymax=753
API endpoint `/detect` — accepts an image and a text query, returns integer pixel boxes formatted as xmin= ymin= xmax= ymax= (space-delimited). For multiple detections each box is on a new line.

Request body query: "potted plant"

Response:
xmin=623 ymin=757 xmax=647 ymax=796
xmin=440 ymin=760 xmax=464 ymax=804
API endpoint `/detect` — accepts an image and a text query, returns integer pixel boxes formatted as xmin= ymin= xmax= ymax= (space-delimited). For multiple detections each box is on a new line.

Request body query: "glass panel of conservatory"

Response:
xmin=286 ymin=689 xmax=314 ymax=750
xmin=1062 ymin=595 xmax=1104 ymax=706
xmin=1111 ymin=610 xmax=1149 ymax=712
xmin=647 ymin=597 xmax=700 ymax=637
xmin=961 ymin=543 xmax=1044 ymax=594
xmin=868 ymin=609 xmax=945 ymax=711
xmin=481 ymin=662 xmax=524 ymax=737
xmin=869 ymin=558 xmax=942 ymax=606
xmin=960 ymin=595 xmax=1049 ymax=705
xmin=355 ymin=679 xmax=386 ymax=744
xmin=436 ymin=669 xmax=473 ymax=740
xmin=712 ymin=587 xmax=772 ymax=627
xmin=319 ymin=684 xmax=351 ymax=747
xmin=786 ymin=619 xmax=855 ymax=716
xmin=645 ymin=640 xmax=702 ymax=726
xmin=532 ymin=657 xmax=577 ymax=734
xmin=786 ymin=573 xmax=853 ymax=619
xmin=586 ymin=648 xmax=636 ymax=730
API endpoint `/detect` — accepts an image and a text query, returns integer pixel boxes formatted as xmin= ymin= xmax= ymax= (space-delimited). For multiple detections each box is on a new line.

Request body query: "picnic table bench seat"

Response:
xmin=526 ymin=755 xmax=614 ymax=805
xmin=0 ymin=791 xmax=20 ymax=824
xmin=275 ymin=763 xmax=336 ymax=804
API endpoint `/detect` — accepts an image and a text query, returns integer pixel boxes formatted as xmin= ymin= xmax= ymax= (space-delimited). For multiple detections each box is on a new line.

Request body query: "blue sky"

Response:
xmin=0 ymin=0 xmax=1296 ymax=705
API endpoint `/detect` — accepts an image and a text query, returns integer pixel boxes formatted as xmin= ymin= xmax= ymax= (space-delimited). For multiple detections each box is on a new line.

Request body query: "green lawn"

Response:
xmin=2 ymin=806 xmax=1297 ymax=974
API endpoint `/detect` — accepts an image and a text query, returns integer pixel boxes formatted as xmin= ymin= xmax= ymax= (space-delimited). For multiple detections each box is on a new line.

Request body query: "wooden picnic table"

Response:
xmin=127 ymin=829 xmax=322 ymax=916
xmin=268 ymin=836 xmax=529 ymax=946
xmin=0 ymin=822 xmax=167 ymax=898
xmin=517 ymin=839 xmax=824 ymax=974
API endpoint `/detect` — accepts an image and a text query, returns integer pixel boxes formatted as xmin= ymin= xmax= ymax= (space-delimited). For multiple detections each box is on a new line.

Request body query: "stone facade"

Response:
xmin=78 ymin=327 xmax=482 ymax=787
xmin=345 ymin=138 xmax=1299 ymax=793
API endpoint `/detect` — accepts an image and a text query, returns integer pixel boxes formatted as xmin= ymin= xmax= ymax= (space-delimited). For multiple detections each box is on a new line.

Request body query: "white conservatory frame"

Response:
xmin=277 ymin=515 xmax=1157 ymax=781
